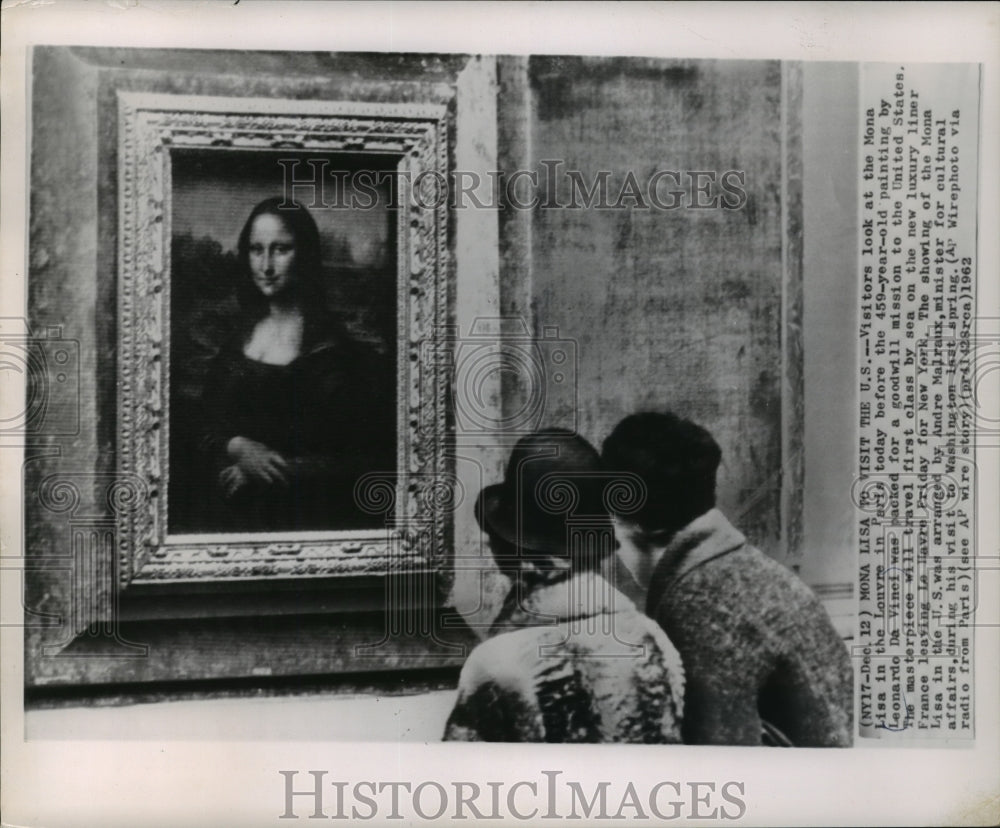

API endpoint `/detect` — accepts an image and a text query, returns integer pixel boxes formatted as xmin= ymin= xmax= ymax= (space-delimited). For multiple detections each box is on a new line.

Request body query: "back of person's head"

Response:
xmin=601 ymin=411 xmax=721 ymax=537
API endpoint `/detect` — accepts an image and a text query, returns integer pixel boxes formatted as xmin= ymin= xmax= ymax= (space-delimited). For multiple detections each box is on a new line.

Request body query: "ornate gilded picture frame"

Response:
xmin=116 ymin=92 xmax=452 ymax=587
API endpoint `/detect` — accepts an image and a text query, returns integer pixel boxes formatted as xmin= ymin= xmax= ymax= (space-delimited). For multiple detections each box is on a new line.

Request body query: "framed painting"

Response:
xmin=115 ymin=92 xmax=452 ymax=587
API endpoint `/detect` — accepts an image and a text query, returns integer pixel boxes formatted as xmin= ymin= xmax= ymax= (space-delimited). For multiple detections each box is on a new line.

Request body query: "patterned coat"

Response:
xmin=443 ymin=570 xmax=685 ymax=743
xmin=646 ymin=509 xmax=853 ymax=746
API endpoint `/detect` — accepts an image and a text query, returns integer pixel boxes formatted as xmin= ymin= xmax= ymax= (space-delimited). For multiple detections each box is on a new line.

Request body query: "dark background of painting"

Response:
xmin=167 ymin=148 xmax=398 ymax=534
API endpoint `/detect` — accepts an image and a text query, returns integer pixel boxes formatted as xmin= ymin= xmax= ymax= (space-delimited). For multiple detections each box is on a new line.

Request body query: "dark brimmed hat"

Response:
xmin=475 ymin=429 xmax=609 ymax=555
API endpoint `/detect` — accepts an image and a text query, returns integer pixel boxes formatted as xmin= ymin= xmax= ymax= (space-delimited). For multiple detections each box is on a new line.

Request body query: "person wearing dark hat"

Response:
xmin=601 ymin=412 xmax=853 ymax=747
xmin=442 ymin=428 xmax=685 ymax=743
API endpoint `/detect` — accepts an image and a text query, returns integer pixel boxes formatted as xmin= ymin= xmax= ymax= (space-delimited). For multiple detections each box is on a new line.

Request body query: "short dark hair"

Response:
xmin=601 ymin=411 xmax=722 ymax=535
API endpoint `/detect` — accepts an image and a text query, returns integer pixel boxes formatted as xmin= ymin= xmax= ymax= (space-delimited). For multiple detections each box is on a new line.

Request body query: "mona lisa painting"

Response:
xmin=167 ymin=153 xmax=397 ymax=535
xmin=116 ymin=92 xmax=452 ymax=586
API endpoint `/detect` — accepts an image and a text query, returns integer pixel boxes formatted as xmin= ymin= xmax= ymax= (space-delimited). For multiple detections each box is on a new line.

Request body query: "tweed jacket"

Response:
xmin=443 ymin=570 xmax=685 ymax=743
xmin=646 ymin=509 xmax=853 ymax=747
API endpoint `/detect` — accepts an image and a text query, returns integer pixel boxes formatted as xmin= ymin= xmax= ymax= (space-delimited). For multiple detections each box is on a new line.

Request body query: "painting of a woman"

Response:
xmin=191 ymin=197 xmax=395 ymax=533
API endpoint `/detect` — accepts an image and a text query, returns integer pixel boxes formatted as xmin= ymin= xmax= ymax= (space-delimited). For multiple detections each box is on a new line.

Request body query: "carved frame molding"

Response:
xmin=116 ymin=92 xmax=452 ymax=586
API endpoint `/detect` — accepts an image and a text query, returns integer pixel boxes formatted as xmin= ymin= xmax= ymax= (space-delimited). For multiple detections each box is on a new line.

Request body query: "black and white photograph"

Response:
xmin=1 ymin=3 xmax=997 ymax=827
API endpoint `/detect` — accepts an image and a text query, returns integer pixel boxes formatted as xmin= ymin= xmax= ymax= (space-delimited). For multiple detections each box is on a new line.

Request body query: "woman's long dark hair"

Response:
xmin=234 ymin=197 xmax=345 ymax=352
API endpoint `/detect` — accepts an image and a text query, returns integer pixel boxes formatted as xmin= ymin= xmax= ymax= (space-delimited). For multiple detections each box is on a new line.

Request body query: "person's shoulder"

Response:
xmin=479 ymin=625 xmax=563 ymax=661
xmin=653 ymin=569 xmax=735 ymax=637
xmin=689 ymin=541 xmax=831 ymax=634
xmin=655 ymin=539 xmax=791 ymax=623
xmin=691 ymin=539 xmax=796 ymax=587
xmin=458 ymin=628 xmax=551 ymax=690
xmin=605 ymin=603 xmax=673 ymax=644
xmin=735 ymin=543 xmax=820 ymax=597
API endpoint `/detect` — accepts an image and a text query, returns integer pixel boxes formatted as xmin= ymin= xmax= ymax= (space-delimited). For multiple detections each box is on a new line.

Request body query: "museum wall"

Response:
xmin=496 ymin=56 xmax=791 ymax=560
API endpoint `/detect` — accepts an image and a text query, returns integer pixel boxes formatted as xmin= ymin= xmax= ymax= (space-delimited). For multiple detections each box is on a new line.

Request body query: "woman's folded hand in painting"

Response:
xmin=225 ymin=435 xmax=289 ymax=488
xmin=218 ymin=464 xmax=248 ymax=499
